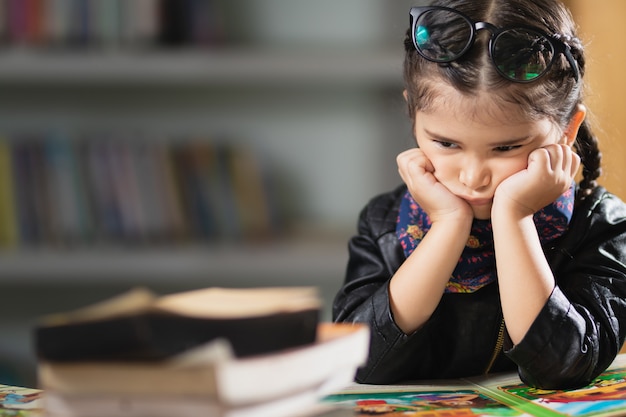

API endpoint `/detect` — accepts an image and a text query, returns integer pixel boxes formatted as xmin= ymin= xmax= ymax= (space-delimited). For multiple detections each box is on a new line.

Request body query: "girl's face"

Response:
xmin=412 ymin=87 xmax=567 ymax=220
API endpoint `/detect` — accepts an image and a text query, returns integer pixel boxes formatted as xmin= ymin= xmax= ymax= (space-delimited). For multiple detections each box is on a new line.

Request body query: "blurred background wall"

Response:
xmin=0 ymin=0 xmax=623 ymax=388
xmin=0 ymin=0 xmax=417 ymax=387
xmin=565 ymin=0 xmax=626 ymax=199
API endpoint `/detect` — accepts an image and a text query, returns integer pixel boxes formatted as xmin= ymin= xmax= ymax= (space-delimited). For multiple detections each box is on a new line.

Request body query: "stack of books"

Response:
xmin=34 ymin=286 xmax=370 ymax=417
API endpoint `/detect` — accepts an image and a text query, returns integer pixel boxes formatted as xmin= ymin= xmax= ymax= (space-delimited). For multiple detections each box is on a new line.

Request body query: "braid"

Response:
xmin=555 ymin=28 xmax=599 ymax=201
xmin=575 ymin=119 xmax=602 ymax=200
xmin=558 ymin=34 xmax=600 ymax=201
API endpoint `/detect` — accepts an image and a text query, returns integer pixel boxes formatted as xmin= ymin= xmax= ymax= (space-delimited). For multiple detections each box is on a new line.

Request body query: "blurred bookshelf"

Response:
xmin=0 ymin=0 xmax=417 ymax=387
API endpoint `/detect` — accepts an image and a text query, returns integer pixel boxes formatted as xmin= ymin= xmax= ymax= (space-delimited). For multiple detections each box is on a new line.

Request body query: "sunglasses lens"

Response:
xmin=414 ymin=9 xmax=473 ymax=62
xmin=492 ymin=29 xmax=555 ymax=81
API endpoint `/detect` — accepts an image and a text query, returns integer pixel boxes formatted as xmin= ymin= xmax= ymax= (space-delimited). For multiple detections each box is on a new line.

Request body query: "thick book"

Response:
xmin=34 ymin=286 xmax=320 ymax=362
xmin=323 ymin=354 xmax=626 ymax=417
xmin=38 ymin=323 xmax=369 ymax=407
xmin=38 ymin=323 xmax=369 ymax=417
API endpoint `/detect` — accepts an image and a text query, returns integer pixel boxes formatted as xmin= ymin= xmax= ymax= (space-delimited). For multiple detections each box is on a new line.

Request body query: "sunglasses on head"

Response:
xmin=410 ymin=6 xmax=580 ymax=83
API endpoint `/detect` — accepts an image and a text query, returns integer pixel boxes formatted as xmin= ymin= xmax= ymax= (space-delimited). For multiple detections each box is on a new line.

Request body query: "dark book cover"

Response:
xmin=34 ymin=287 xmax=321 ymax=362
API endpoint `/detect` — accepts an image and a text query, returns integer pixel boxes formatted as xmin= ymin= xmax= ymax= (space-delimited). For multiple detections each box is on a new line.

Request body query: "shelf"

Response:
xmin=0 ymin=47 xmax=404 ymax=87
xmin=0 ymin=238 xmax=349 ymax=286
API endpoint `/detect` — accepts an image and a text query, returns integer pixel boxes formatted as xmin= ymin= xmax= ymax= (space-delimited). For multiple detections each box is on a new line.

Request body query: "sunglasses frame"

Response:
xmin=410 ymin=6 xmax=580 ymax=83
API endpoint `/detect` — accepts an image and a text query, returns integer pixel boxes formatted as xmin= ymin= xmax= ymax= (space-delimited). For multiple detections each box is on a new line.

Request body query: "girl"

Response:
xmin=333 ymin=0 xmax=626 ymax=389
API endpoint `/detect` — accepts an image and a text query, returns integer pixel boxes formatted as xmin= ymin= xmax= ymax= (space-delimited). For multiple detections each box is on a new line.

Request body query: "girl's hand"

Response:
xmin=397 ymin=148 xmax=473 ymax=223
xmin=493 ymin=144 xmax=581 ymax=217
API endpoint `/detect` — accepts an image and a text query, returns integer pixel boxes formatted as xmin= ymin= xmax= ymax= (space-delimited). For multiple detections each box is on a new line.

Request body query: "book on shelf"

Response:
xmin=35 ymin=286 xmax=321 ymax=362
xmin=0 ymin=0 xmax=226 ymax=49
xmin=171 ymin=140 xmax=225 ymax=240
xmin=106 ymin=139 xmax=147 ymax=242
xmin=151 ymin=139 xmax=189 ymax=242
xmin=11 ymin=138 xmax=48 ymax=246
xmin=322 ymin=354 xmax=626 ymax=417
xmin=38 ymin=323 xmax=370 ymax=417
xmin=129 ymin=139 xmax=174 ymax=242
xmin=227 ymin=144 xmax=278 ymax=240
xmin=43 ymin=133 xmax=94 ymax=245
xmin=0 ymin=139 xmax=18 ymax=247
xmin=0 ymin=133 xmax=283 ymax=248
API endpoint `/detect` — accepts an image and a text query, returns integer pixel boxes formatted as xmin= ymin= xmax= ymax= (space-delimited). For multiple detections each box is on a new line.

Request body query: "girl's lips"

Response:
xmin=462 ymin=197 xmax=492 ymax=206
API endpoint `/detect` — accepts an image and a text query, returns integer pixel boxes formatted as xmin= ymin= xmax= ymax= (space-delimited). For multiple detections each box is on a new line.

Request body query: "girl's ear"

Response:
xmin=563 ymin=104 xmax=587 ymax=146
xmin=402 ymin=89 xmax=408 ymax=102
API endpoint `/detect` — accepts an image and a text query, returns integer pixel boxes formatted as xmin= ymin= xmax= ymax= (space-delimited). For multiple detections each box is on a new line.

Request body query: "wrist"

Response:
xmin=430 ymin=213 xmax=473 ymax=236
xmin=429 ymin=204 xmax=474 ymax=228
xmin=491 ymin=193 xmax=535 ymax=222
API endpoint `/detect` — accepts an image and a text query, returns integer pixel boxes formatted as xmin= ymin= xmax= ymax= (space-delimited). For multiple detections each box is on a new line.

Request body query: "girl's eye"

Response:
xmin=494 ymin=145 xmax=522 ymax=152
xmin=434 ymin=140 xmax=457 ymax=149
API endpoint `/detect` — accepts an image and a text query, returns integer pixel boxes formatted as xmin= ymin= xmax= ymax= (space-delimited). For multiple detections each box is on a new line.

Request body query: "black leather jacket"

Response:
xmin=333 ymin=185 xmax=626 ymax=389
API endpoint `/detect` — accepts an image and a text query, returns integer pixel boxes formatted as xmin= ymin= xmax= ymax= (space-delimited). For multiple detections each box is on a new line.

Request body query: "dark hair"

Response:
xmin=403 ymin=0 xmax=601 ymax=201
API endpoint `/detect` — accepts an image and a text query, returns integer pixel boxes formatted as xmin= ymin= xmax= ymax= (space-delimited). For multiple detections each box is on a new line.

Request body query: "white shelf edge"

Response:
xmin=0 ymin=48 xmax=404 ymax=86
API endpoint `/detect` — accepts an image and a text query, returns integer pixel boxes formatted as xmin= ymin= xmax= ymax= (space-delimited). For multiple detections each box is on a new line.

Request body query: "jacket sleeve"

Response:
xmin=332 ymin=189 xmax=436 ymax=383
xmin=506 ymin=189 xmax=626 ymax=389
xmin=333 ymin=188 xmax=405 ymax=326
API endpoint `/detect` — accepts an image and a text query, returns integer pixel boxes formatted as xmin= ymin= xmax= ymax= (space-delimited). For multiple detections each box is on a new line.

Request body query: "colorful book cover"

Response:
xmin=324 ymin=386 xmax=532 ymax=416
xmin=323 ymin=356 xmax=626 ymax=417
xmin=494 ymin=367 xmax=626 ymax=417
xmin=0 ymin=384 xmax=43 ymax=417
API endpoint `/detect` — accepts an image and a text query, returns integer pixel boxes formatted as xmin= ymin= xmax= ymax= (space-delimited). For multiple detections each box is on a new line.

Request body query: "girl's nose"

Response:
xmin=459 ymin=159 xmax=490 ymax=191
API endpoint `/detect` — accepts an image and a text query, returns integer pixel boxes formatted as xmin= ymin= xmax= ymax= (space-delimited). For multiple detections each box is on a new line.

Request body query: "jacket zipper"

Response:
xmin=484 ymin=318 xmax=505 ymax=374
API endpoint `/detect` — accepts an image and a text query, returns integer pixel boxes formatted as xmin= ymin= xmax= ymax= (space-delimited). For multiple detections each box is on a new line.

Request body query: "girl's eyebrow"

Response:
xmin=489 ymin=136 xmax=531 ymax=146
xmin=423 ymin=128 xmax=461 ymax=144
xmin=424 ymin=128 xmax=531 ymax=146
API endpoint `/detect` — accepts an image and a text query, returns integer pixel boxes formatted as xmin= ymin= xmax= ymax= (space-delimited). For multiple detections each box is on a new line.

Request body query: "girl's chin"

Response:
xmin=472 ymin=205 xmax=492 ymax=220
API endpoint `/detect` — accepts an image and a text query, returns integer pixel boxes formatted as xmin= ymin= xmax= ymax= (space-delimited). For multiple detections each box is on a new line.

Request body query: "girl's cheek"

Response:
xmin=429 ymin=158 xmax=453 ymax=181
xmin=431 ymin=169 xmax=456 ymax=190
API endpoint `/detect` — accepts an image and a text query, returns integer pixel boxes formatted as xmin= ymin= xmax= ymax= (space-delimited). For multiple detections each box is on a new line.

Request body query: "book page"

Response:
xmin=477 ymin=367 xmax=626 ymax=417
xmin=468 ymin=355 xmax=626 ymax=417
xmin=39 ymin=286 xmax=322 ymax=326
xmin=155 ymin=286 xmax=321 ymax=318
xmin=322 ymin=380 xmax=534 ymax=416
xmin=0 ymin=384 xmax=43 ymax=412
xmin=39 ymin=287 xmax=155 ymax=326
xmin=323 ymin=355 xmax=626 ymax=417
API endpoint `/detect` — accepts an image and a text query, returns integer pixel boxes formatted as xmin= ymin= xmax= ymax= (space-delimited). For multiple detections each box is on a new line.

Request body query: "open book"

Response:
xmin=35 ymin=286 xmax=320 ymax=361
xmin=322 ymin=354 xmax=626 ymax=417
xmin=0 ymin=384 xmax=43 ymax=414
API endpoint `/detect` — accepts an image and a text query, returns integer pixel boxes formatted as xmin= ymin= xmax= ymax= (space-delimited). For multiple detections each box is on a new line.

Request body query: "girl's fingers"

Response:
xmin=537 ymin=144 xmax=580 ymax=178
xmin=397 ymin=149 xmax=432 ymax=184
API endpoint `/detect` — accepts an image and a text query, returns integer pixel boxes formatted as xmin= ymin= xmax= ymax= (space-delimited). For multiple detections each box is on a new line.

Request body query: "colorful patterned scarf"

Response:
xmin=396 ymin=184 xmax=575 ymax=293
